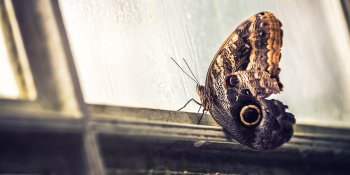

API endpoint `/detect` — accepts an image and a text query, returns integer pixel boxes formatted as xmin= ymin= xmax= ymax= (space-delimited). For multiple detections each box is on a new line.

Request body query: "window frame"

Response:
xmin=0 ymin=0 xmax=103 ymax=174
xmin=0 ymin=0 xmax=349 ymax=174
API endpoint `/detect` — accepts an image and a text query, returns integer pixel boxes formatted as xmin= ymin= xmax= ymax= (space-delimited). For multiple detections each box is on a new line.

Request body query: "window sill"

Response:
xmin=89 ymin=104 xmax=350 ymax=174
xmin=0 ymin=103 xmax=349 ymax=174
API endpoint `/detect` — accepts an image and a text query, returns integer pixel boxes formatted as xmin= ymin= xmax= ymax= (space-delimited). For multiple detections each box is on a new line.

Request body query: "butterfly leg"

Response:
xmin=177 ymin=98 xmax=202 ymax=111
xmin=197 ymin=109 xmax=208 ymax=125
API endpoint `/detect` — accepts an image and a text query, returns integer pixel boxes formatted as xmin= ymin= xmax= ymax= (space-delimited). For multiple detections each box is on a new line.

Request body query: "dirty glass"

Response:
xmin=59 ymin=0 xmax=350 ymax=123
xmin=0 ymin=20 xmax=19 ymax=99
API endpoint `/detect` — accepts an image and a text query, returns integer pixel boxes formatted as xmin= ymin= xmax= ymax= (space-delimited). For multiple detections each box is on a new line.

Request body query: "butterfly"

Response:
xmin=172 ymin=11 xmax=295 ymax=150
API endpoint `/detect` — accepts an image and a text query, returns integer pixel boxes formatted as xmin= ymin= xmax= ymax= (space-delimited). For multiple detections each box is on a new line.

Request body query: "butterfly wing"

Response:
xmin=246 ymin=12 xmax=283 ymax=88
xmin=200 ymin=12 xmax=294 ymax=150
xmin=205 ymin=11 xmax=283 ymax=99
xmin=203 ymin=13 xmax=255 ymax=118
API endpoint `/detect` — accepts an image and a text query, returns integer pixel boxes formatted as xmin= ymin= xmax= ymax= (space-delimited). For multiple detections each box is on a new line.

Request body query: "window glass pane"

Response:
xmin=0 ymin=22 xmax=19 ymax=99
xmin=59 ymin=0 xmax=350 ymax=123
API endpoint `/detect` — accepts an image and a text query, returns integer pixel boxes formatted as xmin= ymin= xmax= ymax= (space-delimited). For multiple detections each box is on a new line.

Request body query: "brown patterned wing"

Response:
xmin=205 ymin=11 xmax=283 ymax=99
xmin=246 ymin=11 xmax=284 ymax=91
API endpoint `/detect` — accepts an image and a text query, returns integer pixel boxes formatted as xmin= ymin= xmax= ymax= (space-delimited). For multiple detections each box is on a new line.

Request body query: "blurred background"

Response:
xmin=1 ymin=0 xmax=350 ymax=174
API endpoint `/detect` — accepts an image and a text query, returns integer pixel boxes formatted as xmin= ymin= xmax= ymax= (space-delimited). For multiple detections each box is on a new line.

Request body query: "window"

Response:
xmin=0 ymin=0 xmax=349 ymax=174
xmin=0 ymin=30 xmax=18 ymax=99
xmin=0 ymin=0 xmax=35 ymax=100
xmin=60 ymin=0 xmax=350 ymax=124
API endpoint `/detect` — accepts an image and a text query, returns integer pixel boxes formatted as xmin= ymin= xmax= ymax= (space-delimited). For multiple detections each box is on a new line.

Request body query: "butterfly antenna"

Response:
xmin=182 ymin=58 xmax=200 ymax=85
xmin=171 ymin=57 xmax=199 ymax=84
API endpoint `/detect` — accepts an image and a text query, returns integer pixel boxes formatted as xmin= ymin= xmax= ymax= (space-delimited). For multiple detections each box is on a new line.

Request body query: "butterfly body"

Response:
xmin=197 ymin=12 xmax=295 ymax=150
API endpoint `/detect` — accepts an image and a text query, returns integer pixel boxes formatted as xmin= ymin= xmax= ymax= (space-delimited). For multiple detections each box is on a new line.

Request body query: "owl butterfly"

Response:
xmin=173 ymin=12 xmax=295 ymax=150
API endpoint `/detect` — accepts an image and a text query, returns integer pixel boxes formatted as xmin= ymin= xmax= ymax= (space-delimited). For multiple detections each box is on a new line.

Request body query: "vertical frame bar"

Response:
xmin=8 ymin=0 xmax=106 ymax=174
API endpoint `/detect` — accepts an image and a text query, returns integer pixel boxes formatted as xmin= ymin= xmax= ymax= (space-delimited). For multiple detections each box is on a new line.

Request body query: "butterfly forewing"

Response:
xmin=205 ymin=12 xmax=283 ymax=98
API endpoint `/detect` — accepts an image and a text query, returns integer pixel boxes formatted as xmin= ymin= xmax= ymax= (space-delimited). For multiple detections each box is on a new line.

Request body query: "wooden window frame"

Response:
xmin=0 ymin=0 xmax=349 ymax=174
